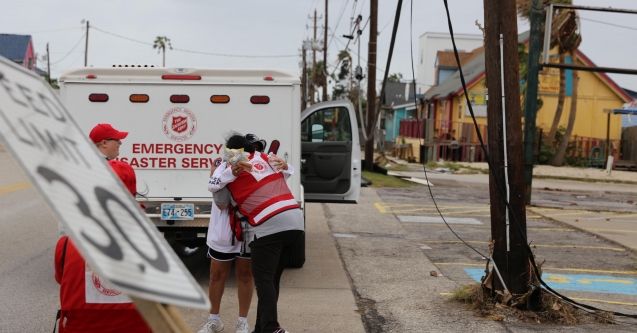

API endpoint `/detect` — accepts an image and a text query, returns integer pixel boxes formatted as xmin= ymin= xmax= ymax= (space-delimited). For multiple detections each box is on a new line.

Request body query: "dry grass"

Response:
xmin=449 ymin=283 xmax=617 ymax=325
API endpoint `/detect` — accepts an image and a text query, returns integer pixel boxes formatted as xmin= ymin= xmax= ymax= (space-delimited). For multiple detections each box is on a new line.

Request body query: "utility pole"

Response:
xmin=301 ymin=40 xmax=309 ymax=111
xmin=46 ymin=43 xmax=51 ymax=84
xmin=323 ymin=0 xmax=329 ymax=101
xmin=483 ymin=0 xmax=529 ymax=296
xmin=310 ymin=10 xmax=318 ymax=104
xmin=84 ymin=20 xmax=90 ymax=67
xmin=365 ymin=0 xmax=378 ymax=171
xmin=523 ymin=0 xmax=543 ymax=204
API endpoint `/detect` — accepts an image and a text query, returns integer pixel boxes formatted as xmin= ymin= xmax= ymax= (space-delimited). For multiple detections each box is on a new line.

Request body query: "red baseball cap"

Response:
xmin=89 ymin=123 xmax=128 ymax=143
xmin=108 ymin=160 xmax=136 ymax=195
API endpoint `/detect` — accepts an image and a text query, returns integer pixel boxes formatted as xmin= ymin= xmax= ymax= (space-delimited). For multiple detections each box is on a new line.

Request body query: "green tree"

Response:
xmin=309 ymin=61 xmax=327 ymax=102
xmin=387 ymin=73 xmax=403 ymax=83
xmin=332 ymin=50 xmax=352 ymax=100
xmin=153 ymin=36 xmax=172 ymax=67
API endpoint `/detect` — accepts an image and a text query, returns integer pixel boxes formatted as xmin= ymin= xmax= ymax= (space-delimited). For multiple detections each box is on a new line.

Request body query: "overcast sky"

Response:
xmin=3 ymin=0 xmax=637 ymax=91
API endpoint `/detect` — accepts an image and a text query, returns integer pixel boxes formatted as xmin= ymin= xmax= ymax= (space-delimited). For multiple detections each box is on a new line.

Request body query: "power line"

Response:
xmin=92 ymin=25 xmax=298 ymax=59
xmin=29 ymin=27 xmax=83 ymax=34
xmin=581 ymin=16 xmax=637 ymax=31
xmin=50 ymin=32 xmax=85 ymax=65
xmin=327 ymin=0 xmax=351 ymax=50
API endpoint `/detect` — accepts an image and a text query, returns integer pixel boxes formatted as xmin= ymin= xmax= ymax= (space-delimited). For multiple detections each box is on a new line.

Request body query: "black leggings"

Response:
xmin=249 ymin=230 xmax=303 ymax=333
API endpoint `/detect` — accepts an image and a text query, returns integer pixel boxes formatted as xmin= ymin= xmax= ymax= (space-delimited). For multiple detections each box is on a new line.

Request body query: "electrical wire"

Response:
xmin=50 ymin=32 xmax=85 ymax=65
xmin=405 ymin=0 xmax=489 ymax=261
xmin=440 ymin=0 xmax=637 ymax=322
xmin=581 ymin=17 xmax=637 ymax=32
xmin=92 ymin=25 xmax=297 ymax=59
xmin=327 ymin=0 xmax=351 ymax=50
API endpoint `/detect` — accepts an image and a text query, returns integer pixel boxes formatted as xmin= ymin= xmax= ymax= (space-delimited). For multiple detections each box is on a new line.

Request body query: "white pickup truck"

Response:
xmin=59 ymin=67 xmax=361 ymax=267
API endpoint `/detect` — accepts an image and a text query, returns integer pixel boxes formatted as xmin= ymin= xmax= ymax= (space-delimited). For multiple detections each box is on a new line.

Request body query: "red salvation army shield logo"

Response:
xmin=172 ymin=116 xmax=188 ymax=133
xmin=162 ymin=107 xmax=197 ymax=142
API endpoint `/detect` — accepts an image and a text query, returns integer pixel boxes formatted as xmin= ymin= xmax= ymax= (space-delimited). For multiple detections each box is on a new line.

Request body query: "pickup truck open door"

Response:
xmin=300 ymin=101 xmax=361 ymax=203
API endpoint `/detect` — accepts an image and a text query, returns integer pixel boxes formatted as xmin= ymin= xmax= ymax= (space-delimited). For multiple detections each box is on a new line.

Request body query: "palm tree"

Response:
xmin=549 ymin=8 xmax=581 ymax=165
xmin=332 ymin=50 xmax=352 ymax=100
xmin=552 ymin=73 xmax=579 ymax=165
xmin=517 ymin=0 xmax=581 ymax=165
xmin=153 ymin=36 xmax=172 ymax=67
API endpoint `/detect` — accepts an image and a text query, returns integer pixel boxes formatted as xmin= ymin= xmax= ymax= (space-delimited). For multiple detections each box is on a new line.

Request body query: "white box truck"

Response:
xmin=59 ymin=67 xmax=361 ymax=267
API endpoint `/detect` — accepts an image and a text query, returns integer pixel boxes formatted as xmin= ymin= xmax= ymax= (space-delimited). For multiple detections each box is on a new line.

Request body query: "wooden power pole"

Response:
xmin=364 ymin=0 xmax=378 ymax=171
xmin=483 ymin=0 xmax=529 ymax=296
xmin=323 ymin=0 xmax=329 ymax=101
xmin=310 ymin=10 xmax=318 ymax=104
xmin=46 ymin=43 xmax=51 ymax=84
xmin=84 ymin=20 xmax=89 ymax=67
xmin=301 ymin=41 xmax=308 ymax=111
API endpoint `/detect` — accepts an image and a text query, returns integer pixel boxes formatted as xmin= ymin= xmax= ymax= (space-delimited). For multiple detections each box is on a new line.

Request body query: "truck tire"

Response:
xmin=286 ymin=231 xmax=305 ymax=268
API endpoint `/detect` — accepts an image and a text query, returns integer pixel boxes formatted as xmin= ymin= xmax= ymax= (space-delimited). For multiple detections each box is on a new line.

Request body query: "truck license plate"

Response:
xmin=161 ymin=203 xmax=195 ymax=220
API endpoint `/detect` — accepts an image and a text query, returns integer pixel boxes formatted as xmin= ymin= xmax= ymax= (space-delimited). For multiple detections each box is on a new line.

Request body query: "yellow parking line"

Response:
xmin=425 ymin=240 xmax=625 ymax=252
xmin=0 ymin=182 xmax=30 ymax=196
xmin=565 ymin=296 xmax=637 ymax=307
xmin=541 ymin=211 xmax=596 ymax=217
xmin=434 ymin=262 xmax=637 ymax=276
xmin=439 ymin=292 xmax=637 ymax=307
xmin=373 ymin=202 xmax=388 ymax=213
xmin=589 ymin=228 xmax=637 ymax=234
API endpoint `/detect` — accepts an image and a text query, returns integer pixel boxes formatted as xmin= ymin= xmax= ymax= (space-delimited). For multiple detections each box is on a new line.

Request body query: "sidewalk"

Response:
xmin=177 ymin=202 xmax=366 ymax=333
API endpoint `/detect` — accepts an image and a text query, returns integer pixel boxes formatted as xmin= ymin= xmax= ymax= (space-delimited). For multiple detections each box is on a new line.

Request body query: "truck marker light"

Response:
xmin=161 ymin=74 xmax=202 ymax=80
xmin=88 ymin=93 xmax=109 ymax=102
xmin=250 ymin=95 xmax=270 ymax=104
xmin=86 ymin=74 xmax=97 ymax=79
xmin=210 ymin=95 xmax=230 ymax=104
xmin=130 ymin=94 xmax=150 ymax=103
xmin=170 ymin=95 xmax=190 ymax=103
xmin=263 ymin=76 xmax=274 ymax=81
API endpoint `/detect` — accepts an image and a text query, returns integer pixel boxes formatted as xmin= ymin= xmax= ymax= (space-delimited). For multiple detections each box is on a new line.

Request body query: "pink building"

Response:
xmin=0 ymin=33 xmax=36 ymax=70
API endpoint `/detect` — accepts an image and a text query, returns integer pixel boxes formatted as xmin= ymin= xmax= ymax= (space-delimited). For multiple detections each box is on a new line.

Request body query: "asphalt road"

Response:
xmin=0 ymin=152 xmax=60 ymax=332
xmin=2 ymin=145 xmax=636 ymax=332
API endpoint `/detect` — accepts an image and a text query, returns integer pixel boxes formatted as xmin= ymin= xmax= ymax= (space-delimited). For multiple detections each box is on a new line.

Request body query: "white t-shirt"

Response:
xmin=206 ymin=164 xmax=242 ymax=253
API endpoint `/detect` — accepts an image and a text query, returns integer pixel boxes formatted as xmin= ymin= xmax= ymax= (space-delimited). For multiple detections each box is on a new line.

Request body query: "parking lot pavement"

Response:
xmin=529 ymin=207 xmax=637 ymax=252
xmin=340 ymin=183 xmax=637 ymax=331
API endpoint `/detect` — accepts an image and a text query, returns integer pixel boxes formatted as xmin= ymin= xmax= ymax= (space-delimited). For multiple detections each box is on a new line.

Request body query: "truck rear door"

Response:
xmin=300 ymin=101 xmax=361 ymax=203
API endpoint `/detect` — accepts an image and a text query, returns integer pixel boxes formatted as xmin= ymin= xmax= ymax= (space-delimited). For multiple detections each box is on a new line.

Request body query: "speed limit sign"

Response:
xmin=0 ymin=57 xmax=209 ymax=309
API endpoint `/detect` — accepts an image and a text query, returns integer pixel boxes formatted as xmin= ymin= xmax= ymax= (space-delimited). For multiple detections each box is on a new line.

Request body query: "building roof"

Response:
xmin=435 ymin=49 xmax=477 ymax=69
xmin=383 ymin=81 xmax=418 ymax=107
xmin=424 ymin=31 xmax=631 ymax=103
xmin=0 ymin=34 xmax=31 ymax=63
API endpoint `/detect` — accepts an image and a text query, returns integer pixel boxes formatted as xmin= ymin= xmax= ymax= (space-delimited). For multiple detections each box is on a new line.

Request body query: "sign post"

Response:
xmin=0 ymin=57 xmax=208 ymax=332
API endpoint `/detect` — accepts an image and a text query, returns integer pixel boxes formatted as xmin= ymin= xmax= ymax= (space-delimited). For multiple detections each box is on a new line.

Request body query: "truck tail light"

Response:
xmin=210 ymin=95 xmax=230 ymax=104
xmin=250 ymin=95 xmax=270 ymax=104
xmin=130 ymin=94 xmax=149 ymax=103
xmin=170 ymin=95 xmax=190 ymax=103
xmin=162 ymin=74 xmax=201 ymax=80
xmin=88 ymin=93 xmax=109 ymax=102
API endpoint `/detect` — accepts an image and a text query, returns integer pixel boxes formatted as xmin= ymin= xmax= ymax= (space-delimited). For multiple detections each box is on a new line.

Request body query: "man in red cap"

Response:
xmin=52 ymin=123 xmax=150 ymax=332
xmin=89 ymin=123 xmax=129 ymax=160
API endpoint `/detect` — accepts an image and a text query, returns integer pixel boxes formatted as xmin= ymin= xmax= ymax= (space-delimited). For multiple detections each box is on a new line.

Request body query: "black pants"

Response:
xmin=249 ymin=230 xmax=303 ymax=333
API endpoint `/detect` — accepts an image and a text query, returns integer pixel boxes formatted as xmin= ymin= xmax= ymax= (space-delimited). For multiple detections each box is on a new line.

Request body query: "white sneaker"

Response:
xmin=235 ymin=319 xmax=249 ymax=333
xmin=273 ymin=329 xmax=290 ymax=333
xmin=197 ymin=317 xmax=224 ymax=333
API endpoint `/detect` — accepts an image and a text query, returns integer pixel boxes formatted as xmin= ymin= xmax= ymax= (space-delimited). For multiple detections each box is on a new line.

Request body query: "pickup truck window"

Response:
xmin=301 ymin=107 xmax=351 ymax=143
